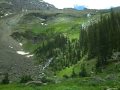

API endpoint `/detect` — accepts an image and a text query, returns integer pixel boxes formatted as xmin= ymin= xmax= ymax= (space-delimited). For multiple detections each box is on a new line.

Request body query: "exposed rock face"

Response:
xmin=0 ymin=2 xmax=13 ymax=17
xmin=0 ymin=0 xmax=57 ymax=17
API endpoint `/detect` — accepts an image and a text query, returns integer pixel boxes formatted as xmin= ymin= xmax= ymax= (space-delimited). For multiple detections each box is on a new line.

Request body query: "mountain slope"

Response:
xmin=0 ymin=14 xmax=40 ymax=81
xmin=1 ymin=0 xmax=56 ymax=11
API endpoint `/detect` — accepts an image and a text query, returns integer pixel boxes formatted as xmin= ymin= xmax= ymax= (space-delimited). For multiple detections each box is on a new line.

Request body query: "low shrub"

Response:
xmin=20 ymin=75 xmax=33 ymax=83
xmin=1 ymin=73 xmax=9 ymax=84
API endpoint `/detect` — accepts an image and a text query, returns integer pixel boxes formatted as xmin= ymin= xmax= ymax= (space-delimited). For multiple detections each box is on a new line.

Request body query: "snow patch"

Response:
xmin=17 ymin=51 xmax=29 ymax=55
xmin=41 ymin=23 xmax=44 ymax=25
xmin=45 ymin=24 xmax=47 ymax=26
xmin=41 ymin=23 xmax=47 ymax=26
xmin=26 ymin=54 xmax=34 ymax=58
xmin=5 ymin=13 xmax=9 ymax=16
xmin=9 ymin=46 xmax=13 ymax=49
xmin=19 ymin=43 xmax=23 ymax=46
xmin=87 ymin=13 xmax=91 ymax=18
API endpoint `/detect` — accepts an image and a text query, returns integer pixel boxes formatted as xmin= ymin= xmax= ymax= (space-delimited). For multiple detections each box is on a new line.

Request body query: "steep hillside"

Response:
xmin=0 ymin=14 xmax=42 ymax=82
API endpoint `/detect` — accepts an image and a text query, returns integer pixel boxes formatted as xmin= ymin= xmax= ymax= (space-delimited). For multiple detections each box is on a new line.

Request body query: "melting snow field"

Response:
xmin=9 ymin=42 xmax=33 ymax=58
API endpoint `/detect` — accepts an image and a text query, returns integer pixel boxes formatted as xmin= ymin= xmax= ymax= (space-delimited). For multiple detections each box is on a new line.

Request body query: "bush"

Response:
xmin=41 ymin=77 xmax=55 ymax=83
xmin=63 ymin=75 xmax=69 ymax=79
xmin=79 ymin=64 xmax=88 ymax=77
xmin=20 ymin=75 xmax=33 ymax=83
xmin=71 ymin=69 xmax=77 ymax=78
xmin=1 ymin=73 xmax=9 ymax=84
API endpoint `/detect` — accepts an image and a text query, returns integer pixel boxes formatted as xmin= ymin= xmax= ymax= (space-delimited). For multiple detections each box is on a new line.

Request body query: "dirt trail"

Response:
xmin=0 ymin=14 xmax=39 ymax=81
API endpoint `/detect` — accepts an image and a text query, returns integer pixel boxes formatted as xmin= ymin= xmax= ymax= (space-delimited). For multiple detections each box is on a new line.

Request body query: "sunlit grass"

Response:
xmin=1 ymin=77 xmax=120 ymax=90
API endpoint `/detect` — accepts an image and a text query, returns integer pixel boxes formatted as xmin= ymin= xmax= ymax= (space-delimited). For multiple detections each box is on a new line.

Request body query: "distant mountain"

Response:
xmin=74 ymin=5 xmax=87 ymax=10
xmin=0 ymin=0 xmax=57 ymax=17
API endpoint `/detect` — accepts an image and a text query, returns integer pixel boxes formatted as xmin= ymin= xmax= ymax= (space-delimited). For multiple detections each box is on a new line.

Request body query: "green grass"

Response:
xmin=57 ymin=55 xmax=120 ymax=78
xmin=0 ymin=84 xmax=34 ymax=90
xmin=0 ymin=78 xmax=102 ymax=90
xmin=17 ymin=14 xmax=87 ymax=38
xmin=57 ymin=66 xmax=74 ymax=77
xmin=56 ymin=55 xmax=95 ymax=77
xmin=0 ymin=77 xmax=120 ymax=90
xmin=23 ymin=41 xmax=40 ymax=52
xmin=0 ymin=83 xmax=101 ymax=90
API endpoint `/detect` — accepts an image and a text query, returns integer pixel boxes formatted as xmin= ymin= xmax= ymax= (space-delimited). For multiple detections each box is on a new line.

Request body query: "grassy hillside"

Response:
xmin=11 ymin=12 xmax=85 ymax=52
xmin=12 ymin=9 xmax=104 ymax=53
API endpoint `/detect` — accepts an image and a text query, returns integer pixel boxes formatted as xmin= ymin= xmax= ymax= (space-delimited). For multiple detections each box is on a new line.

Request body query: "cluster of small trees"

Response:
xmin=35 ymin=33 xmax=81 ymax=71
xmin=49 ymin=39 xmax=81 ymax=71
